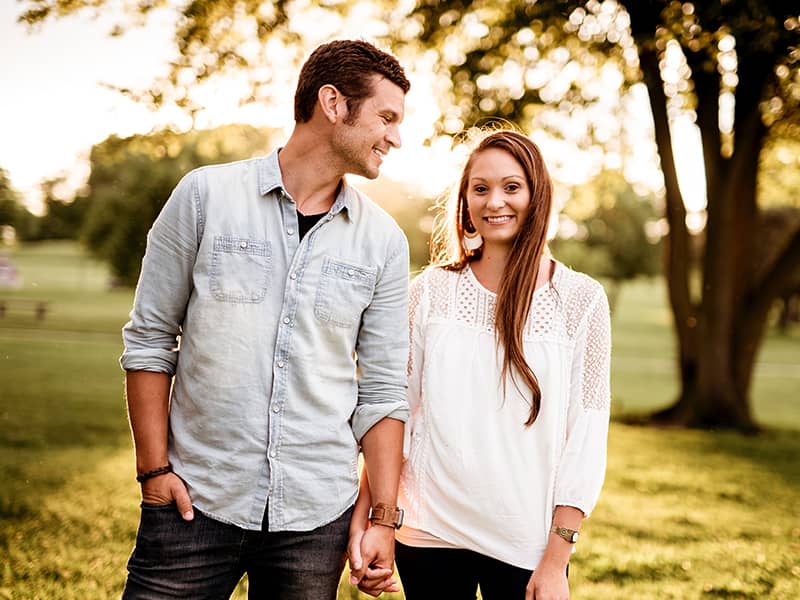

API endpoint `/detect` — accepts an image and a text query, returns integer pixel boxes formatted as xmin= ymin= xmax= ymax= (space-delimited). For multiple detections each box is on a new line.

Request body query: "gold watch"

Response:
xmin=368 ymin=502 xmax=404 ymax=529
xmin=550 ymin=525 xmax=579 ymax=543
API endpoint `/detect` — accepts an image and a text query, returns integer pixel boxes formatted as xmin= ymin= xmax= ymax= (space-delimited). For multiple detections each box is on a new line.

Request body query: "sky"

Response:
xmin=1 ymin=5 xmax=180 ymax=208
xmin=1 ymin=3 xmax=707 ymax=215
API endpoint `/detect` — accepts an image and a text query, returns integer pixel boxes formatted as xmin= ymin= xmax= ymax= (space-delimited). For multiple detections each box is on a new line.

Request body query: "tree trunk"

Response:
xmin=636 ymin=44 xmax=700 ymax=425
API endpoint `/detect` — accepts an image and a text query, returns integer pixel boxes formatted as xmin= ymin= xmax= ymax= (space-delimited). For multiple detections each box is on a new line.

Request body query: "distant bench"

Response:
xmin=0 ymin=298 xmax=50 ymax=320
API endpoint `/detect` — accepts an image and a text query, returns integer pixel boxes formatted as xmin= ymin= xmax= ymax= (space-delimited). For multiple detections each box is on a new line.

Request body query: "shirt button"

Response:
xmin=270 ymin=448 xmax=277 ymax=458
xmin=240 ymin=241 xmax=248 ymax=249
xmin=283 ymin=317 xmax=290 ymax=325
xmin=290 ymin=273 xmax=297 ymax=280
xmin=277 ymin=360 xmax=285 ymax=368
xmin=287 ymin=228 xmax=294 ymax=235
xmin=272 ymin=404 xmax=280 ymax=413
xmin=347 ymin=269 xmax=355 ymax=277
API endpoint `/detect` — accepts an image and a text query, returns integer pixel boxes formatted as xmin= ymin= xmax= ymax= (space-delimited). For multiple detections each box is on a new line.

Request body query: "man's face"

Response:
xmin=333 ymin=76 xmax=405 ymax=180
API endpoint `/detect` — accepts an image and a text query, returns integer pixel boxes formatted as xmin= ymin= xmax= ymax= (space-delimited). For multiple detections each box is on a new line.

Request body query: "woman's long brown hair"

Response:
xmin=430 ymin=129 xmax=554 ymax=425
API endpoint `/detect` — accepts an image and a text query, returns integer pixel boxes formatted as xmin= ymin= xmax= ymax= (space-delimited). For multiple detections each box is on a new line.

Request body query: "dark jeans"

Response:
xmin=395 ymin=541 xmax=537 ymax=600
xmin=122 ymin=503 xmax=352 ymax=600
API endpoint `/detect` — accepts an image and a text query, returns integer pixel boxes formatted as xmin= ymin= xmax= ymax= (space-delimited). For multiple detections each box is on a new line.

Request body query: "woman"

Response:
xmin=351 ymin=129 xmax=611 ymax=599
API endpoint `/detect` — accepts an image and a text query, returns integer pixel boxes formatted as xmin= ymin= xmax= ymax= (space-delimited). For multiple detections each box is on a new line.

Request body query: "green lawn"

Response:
xmin=609 ymin=277 xmax=800 ymax=429
xmin=1 ymin=241 xmax=798 ymax=599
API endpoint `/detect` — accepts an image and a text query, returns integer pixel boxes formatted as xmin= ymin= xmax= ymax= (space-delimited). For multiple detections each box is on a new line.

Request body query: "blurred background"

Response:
xmin=1 ymin=1 xmax=798 ymax=598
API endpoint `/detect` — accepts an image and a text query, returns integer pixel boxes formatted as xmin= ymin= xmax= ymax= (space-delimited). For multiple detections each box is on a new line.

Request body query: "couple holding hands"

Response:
xmin=120 ymin=39 xmax=610 ymax=600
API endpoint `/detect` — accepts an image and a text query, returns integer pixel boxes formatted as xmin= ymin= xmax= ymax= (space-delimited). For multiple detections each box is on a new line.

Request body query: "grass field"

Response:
xmin=1 ymin=241 xmax=798 ymax=599
xmin=608 ymin=278 xmax=800 ymax=428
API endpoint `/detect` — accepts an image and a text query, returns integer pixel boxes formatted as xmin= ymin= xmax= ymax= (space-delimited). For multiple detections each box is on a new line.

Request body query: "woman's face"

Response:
xmin=465 ymin=147 xmax=531 ymax=250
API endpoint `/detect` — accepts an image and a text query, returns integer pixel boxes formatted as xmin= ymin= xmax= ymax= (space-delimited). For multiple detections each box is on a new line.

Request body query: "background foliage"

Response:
xmin=80 ymin=124 xmax=275 ymax=285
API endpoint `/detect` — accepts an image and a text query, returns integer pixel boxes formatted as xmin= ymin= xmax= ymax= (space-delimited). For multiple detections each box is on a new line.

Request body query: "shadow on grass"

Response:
xmin=614 ymin=413 xmax=800 ymax=491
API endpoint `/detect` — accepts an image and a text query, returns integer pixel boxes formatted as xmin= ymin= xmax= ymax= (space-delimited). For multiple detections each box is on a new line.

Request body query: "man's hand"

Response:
xmin=141 ymin=472 xmax=194 ymax=521
xmin=525 ymin=561 xmax=569 ymax=600
xmin=348 ymin=525 xmax=399 ymax=597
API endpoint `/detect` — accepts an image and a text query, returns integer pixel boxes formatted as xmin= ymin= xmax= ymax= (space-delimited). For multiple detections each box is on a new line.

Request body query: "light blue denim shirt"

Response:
xmin=121 ymin=150 xmax=410 ymax=531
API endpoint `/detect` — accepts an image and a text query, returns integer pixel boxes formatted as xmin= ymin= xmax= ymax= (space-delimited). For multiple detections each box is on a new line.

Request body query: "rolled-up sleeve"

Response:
xmin=553 ymin=287 xmax=611 ymax=516
xmin=120 ymin=171 xmax=201 ymax=374
xmin=351 ymin=233 xmax=410 ymax=442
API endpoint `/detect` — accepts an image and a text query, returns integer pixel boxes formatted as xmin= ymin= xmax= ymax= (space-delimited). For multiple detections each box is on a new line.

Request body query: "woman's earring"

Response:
xmin=462 ymin=223 xmax=483 ymax=252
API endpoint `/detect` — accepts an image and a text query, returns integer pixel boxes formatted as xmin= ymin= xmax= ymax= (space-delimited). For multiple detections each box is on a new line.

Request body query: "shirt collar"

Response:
xmin=258 ymin=149 xmax=357 ymax=222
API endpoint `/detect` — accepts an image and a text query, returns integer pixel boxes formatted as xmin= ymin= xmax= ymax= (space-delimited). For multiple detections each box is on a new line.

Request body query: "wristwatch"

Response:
xmin=550 ymin=525 xmax=579 ymax=543
xmin=368 ymin=502 xmax=404 ymax=529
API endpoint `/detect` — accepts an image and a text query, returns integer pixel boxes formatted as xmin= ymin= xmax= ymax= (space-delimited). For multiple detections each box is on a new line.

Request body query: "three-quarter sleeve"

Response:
xmin=120 ymin=171 xmax=201 ymax=374
xmin=351 ymin=234 xmax=411 ymax=442
xmin=403 ymin=272 xmax=426 ymax=459
xmin=553 ymin=285 xmax=612 ymax=516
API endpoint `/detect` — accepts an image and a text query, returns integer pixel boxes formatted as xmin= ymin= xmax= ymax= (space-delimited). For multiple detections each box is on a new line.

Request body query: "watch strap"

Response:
xmin=550 ymin=525 xmax=579 ymax=543
xmin=368 ymin=502 xmax=404 ymax=529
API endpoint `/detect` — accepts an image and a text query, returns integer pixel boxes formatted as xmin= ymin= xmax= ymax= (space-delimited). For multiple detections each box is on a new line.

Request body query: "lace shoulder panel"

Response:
xmin=556 ymin=266 xmax=612 ymax=411
xmin=557 ymin=266 xmax=608 ymax=340
xmin=409 ymin=266 xmax=454 ymax=317
xmin=408 ymin=267 xmax=454 ymax=375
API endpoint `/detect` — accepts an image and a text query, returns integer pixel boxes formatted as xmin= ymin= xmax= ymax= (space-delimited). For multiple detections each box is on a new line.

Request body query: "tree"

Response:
xmin=23 ymin=178 xmax=91 ymax=241
xmin=82 ymin=124 xmax=276 ymax=285
xmin=755 ymin=206 xmax=800 ymax=334
xmin=0 ymin=167 xmax=40 ymax=241
xmin=1 ymin=169 xmax=95 ymax=242
xmin=0 ymin=168 xmax=19 ymax=227
xmin=625 ymin=2 xmax=799 ymax=431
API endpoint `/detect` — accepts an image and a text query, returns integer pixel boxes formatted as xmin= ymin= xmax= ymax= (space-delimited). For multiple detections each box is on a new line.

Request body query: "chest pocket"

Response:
xmin=210 ymin=235 xmax=272 ymax=303
xmin=314 ymin=257 xmax=377 ymax=328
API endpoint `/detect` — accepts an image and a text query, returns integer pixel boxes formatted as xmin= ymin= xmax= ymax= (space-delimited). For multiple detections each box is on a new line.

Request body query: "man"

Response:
xmin=121 ymin=40 xmax=410 ymax=599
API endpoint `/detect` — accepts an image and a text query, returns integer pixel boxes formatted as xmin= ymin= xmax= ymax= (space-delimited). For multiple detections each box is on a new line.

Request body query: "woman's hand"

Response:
xmin=525 ymin=561 xmax=569 ymax=600
xmin=347 ymin=525 xmax=399 ymax=597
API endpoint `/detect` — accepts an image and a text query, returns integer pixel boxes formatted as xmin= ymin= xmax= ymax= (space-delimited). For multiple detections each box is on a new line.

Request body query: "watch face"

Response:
xmin=570 ymin=532 xmax=579 ymax=543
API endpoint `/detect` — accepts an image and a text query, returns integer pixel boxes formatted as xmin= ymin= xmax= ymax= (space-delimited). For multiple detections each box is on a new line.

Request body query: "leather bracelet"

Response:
xmin=136 ymin=464 xmax=173 ymax=483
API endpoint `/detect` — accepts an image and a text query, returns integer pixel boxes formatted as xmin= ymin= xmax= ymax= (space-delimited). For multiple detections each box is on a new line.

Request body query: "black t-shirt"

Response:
xmin=297 ymin=211 xmax=326 ymax=239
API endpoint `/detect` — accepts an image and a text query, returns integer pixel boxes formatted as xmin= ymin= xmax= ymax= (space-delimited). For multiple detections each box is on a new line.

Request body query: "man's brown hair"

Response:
xmin=294 ymin=40 xmax=410 ymax=124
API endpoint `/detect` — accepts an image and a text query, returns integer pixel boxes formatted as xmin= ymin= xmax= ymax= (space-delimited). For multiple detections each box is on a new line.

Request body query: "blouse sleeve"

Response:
xmin=553 ymin=284 xmax=612 ymax=516
xmin=403 ymin=271 xmax=426 ymax=459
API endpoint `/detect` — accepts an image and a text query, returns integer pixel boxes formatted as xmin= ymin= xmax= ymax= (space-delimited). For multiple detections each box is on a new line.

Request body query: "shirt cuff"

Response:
xmin=120 ymin=348 xmax=178 ymax=375
xmin=351 ymin=402 xmax=409 ymax=443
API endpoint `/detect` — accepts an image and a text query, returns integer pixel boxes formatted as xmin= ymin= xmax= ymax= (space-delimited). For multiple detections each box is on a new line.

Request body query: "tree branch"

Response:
xmin=750 ymin=228 xmax=800 ymax=318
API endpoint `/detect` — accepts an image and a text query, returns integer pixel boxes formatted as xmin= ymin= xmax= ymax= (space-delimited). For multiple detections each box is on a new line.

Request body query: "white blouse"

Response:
xmin=396 ymin=263 xmax=611 ymax=570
